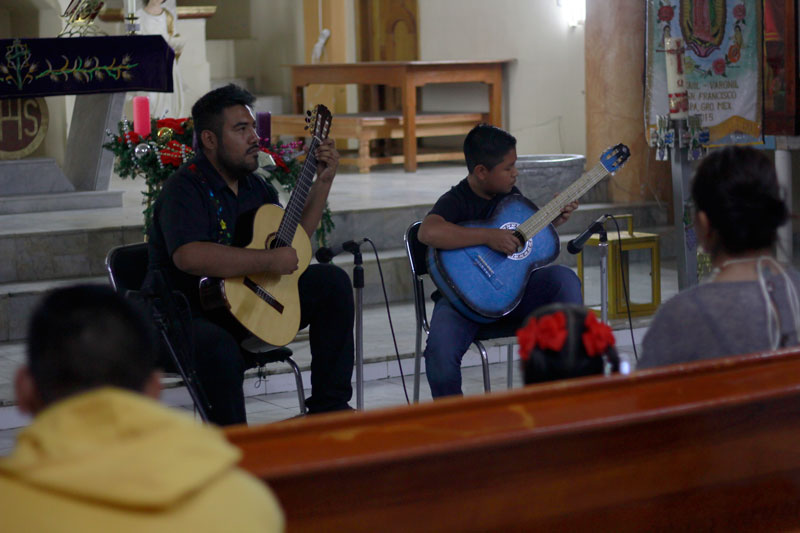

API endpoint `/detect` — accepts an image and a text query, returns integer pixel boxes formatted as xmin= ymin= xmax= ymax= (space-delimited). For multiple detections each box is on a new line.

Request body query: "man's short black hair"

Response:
xmin=191 ymin=83 xmax=256 ymax=152
xmin=463 ymin=123 xmax=517 ymax=174
xmin=26 ymin=284 xmax=158 ymax=406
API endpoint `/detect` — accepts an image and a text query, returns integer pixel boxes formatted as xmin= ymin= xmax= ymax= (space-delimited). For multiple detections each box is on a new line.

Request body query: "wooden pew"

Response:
xmin=226 ymin=348 xmax=800 ymax=532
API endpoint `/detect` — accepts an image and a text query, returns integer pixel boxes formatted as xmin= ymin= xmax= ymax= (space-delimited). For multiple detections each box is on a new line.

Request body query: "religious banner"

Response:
xmin=0 ymin=35 xmax=173 ymax=99
xmin=645 ymin=0 xmax=763 ymax=146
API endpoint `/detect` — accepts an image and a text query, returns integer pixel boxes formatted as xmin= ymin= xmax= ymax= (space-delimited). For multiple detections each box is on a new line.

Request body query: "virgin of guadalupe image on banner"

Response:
xmin=645 ymin=0 xmax=763 ymax=146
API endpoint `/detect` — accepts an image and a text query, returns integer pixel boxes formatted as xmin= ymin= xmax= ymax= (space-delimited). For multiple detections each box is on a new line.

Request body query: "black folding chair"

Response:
xmin=404 ymin=221 xmax=517 ymax=402
xmin=105 ymin=243 xmax=306 ymax=418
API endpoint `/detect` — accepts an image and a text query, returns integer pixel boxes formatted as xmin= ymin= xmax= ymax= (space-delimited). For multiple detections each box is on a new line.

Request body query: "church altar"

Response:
xmin=0 ymin=35 xmax=174 ymax=214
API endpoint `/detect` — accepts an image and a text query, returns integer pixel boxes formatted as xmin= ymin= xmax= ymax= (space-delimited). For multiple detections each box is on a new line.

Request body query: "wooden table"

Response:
xmin=289 ymin=60 xmax=513 ymax=172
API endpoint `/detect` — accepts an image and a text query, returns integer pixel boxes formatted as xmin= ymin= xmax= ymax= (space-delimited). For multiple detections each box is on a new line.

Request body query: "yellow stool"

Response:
xmin=576 ymin=214 xmax=661 ymax=319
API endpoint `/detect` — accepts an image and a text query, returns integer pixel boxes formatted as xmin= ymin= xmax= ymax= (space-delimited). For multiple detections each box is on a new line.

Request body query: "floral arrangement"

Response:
xmin=102 ymin=117 xmax=334 ymax=245
xmin=516 ymin=311 xmax=616 ymax=360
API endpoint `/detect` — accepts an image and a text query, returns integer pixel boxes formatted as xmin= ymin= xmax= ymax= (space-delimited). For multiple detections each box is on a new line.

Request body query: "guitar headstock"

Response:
xmin=599 ymin=143 xmax=631 ymax=175
xmin=304 ymin=104 xmax=332 ymax=141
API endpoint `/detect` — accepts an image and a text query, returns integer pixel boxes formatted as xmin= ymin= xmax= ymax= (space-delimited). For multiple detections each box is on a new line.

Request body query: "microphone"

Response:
xmin=567 ymin=215 xmax=610 ymax=255
xmin=315 ymin=238 xmax=367 ymax=263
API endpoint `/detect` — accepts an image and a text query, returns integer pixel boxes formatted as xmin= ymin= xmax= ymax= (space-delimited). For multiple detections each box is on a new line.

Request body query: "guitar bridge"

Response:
xmin=468 ymin=252 xmax=504 ymax=289
xmin=243 ymin=277 xmax=284 ymax=314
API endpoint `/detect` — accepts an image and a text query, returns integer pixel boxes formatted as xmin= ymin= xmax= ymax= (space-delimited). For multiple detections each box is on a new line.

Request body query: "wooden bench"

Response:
xmin=226 ymin=347 xmax=800 ymax=532
xmin=272 ymin=111 xmax=488 ymax=173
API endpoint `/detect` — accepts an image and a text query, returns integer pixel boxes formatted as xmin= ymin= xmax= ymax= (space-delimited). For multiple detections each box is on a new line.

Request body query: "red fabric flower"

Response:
xmin=536 ymin=312 xmax=567 ymax=352
xmin=733 ymin=3 xmax=746 ymax=20
xmin=188 ymin=163 xmax=198 ymax=173
xmin=516 ymin=311 xmax=567 ymax=360
xmin=582 ymin=313 xmax=615 ymax=357
xmin=516 ymin=319 xmax=539 ymax=362
xmin=260 ymin=146 xmax=289 ymax=172
xmin=156 ymin=117 xmax=188 ymax=135
xmin=158 ymin=140 xmax=191 ymax=167
xmin=658 ymin=5 xmax=674 ymax=22
xmin=160 ymin=151 xmax=183 ymax=167
xmin=119 ymin=131 xmax=141 ymax=145
xmin=713 ymin=58 xmax=726 ymax=75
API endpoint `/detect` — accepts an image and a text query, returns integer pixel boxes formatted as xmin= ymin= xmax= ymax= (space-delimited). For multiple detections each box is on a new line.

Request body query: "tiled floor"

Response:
xmin=0 ymin=359 xmax=525 ymax=456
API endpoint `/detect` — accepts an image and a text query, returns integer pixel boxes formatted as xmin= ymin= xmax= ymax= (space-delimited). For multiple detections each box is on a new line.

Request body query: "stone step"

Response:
xmin=0 ymin=276 xmax=109 ymax=342
xmin=0 ymin=200 xmax=660 ymax=285
xmin=318 ymin=200 xmax=668 ymax=257
xmin=0 ymin=221 xmax=680 ymax=342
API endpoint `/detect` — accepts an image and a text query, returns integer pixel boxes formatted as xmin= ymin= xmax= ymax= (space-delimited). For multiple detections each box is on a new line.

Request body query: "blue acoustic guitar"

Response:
xmin=427 ymin=144 xmax=630 ymax=323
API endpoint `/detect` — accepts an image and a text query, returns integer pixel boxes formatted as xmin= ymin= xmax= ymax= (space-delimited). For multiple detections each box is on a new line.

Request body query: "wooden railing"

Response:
xmin=226 ymin=348 xmax=800 ymax=532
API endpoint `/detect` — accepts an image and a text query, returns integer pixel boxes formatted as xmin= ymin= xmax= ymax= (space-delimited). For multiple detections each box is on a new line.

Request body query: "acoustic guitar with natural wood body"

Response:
xmin=199 ymin=105 xmax=332 ymax=346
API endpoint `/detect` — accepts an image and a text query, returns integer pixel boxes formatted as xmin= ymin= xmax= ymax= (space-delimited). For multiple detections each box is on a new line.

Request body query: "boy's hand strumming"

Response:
xmin=485 ymin=228 xmax=524 ymax=256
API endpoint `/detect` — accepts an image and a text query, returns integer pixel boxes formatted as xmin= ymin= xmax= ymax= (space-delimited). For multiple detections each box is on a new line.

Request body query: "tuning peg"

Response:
xmin=306 ymin=110 xmax=312 ymax=116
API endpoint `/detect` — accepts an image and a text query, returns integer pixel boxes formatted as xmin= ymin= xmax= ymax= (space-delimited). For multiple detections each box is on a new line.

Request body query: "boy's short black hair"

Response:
xmin=463 ymin=123 xmax=517 ymax=173
xmin=26 ymin=284 xmax=158 ymax=406
xmin=191 ymin=84 xmax=256 ymax=152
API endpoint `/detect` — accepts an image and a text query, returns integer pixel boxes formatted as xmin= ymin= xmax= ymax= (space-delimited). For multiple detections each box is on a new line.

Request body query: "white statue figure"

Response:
xmin=136 ymin=0 xmax=186 ymax=118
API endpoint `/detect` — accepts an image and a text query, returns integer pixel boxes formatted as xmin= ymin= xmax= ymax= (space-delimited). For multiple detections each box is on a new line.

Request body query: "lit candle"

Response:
xmin=132 ymin=96 xmax=151 ymax=137
xmin=126 ymin=0 xmax=138 ymax=16
xmin=256 ymin=111 xmax=271 ymax=145
xmin=664 ymin=37 xmax=689 ymax=119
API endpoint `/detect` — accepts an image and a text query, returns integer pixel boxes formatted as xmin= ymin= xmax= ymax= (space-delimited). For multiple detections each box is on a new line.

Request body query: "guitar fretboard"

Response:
xmin=516 ymin=162 xmax=611 ymax=241
xmin=274 ymin=136 xmax=321 ymax=248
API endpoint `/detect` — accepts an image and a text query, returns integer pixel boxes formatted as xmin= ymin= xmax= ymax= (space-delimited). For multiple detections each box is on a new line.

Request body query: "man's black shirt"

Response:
xmin=146 ymin=152 xmax=280 ymax=310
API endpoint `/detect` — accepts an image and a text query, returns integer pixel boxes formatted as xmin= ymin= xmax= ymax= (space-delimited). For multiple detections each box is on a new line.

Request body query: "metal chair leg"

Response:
xmin=475 ymin=340 xmax=491 ymax=392
xmin=507 ymin=344 xmax=514 ymax=389
xmin=284 ymin=357 xmax=307 ymax=415
xmin=414 ymin=326 xmax=423 ymax=403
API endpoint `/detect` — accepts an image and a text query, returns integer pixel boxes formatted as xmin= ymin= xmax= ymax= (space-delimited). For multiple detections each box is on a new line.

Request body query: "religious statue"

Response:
xmin=136 ymin=0 xmax=185 ymax=118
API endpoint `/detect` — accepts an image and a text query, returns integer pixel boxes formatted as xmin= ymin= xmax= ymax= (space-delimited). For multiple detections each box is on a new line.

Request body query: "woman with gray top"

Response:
xmin=640 ymin=146 xmax=800 ymax=369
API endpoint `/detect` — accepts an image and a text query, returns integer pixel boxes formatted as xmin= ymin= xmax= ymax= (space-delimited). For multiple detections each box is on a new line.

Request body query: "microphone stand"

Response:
xmin=351 ymin=247 xmax=365 ymax=410
xmin=598 ymin=227 xmax=609 ymax=324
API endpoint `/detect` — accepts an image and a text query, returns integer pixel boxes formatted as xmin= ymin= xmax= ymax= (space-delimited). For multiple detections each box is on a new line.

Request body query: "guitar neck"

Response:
xmin=517 ymin=162 xmax=610 ymax=241
xmin=274 ymin=136 xmax=321 ymax=247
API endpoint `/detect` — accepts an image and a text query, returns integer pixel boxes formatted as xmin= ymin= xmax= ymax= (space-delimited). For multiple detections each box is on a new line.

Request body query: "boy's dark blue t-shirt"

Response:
xmin=428 ymin=177 xmax=524 ymax=224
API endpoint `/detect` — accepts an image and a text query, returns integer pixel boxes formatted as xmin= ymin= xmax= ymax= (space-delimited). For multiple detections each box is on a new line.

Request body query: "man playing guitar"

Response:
xmin=145 ymin=84 xmax=353 ymax=425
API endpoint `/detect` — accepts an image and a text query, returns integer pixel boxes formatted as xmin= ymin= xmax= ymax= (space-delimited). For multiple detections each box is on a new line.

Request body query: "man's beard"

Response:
xmin=217 ymin=143 xmax=259 ymax=180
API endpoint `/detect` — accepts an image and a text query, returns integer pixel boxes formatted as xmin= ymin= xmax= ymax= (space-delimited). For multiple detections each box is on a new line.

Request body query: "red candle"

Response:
xmin=133 ymin=96 xmax=151 ymax=137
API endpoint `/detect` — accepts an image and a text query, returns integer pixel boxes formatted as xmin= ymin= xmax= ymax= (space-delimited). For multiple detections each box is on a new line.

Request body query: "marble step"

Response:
xmin=0 ymin=201 xmax=666 ymax=286
xmin=0 ymin=222 xmax=681 ymax=342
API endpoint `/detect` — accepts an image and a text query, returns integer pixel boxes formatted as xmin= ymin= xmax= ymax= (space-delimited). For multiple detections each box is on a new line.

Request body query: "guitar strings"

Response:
xmin=275 ymin=137 xmax=320 ymax=247
xmin=478 ymin=163 xmax=609 ymax=272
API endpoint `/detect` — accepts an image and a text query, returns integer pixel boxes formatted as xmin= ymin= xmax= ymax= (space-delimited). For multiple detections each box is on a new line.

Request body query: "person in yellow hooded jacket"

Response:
xmin=0 ymin=284 xmax=284 ymax=532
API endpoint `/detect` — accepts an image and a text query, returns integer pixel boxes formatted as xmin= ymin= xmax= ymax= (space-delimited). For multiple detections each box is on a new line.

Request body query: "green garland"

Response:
xmin=102 ymin=117 xmax=334 ymax=246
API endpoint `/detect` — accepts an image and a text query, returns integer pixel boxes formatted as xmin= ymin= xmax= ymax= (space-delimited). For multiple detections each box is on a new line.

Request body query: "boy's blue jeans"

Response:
xmin=424 ymin=264 xmax=583 ymax=398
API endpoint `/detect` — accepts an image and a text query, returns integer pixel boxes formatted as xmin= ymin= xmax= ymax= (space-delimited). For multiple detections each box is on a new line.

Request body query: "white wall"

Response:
xmin=418 ymin=0 xmax=586 ymax=156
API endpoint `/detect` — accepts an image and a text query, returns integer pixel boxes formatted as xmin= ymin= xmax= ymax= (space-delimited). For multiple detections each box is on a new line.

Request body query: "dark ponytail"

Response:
xmin=691 ymin=146 xmax=788 ymax=254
